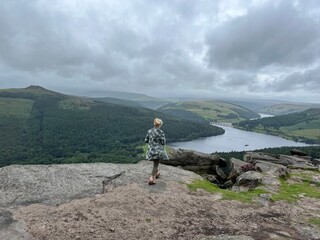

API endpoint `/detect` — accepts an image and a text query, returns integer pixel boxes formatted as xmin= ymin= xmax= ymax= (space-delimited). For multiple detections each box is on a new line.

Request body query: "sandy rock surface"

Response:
xmin=1 ymin=162 xmax=320 ymax=240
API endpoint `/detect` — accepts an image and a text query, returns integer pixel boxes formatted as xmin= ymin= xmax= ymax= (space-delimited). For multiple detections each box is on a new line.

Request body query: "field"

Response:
xmin=160 ymin=100 xmax=259 ymax=123
xmin=0 ymin=97 xmax=34 ymax=118
xmin=235 ymin=108 xmax=320 ymax=143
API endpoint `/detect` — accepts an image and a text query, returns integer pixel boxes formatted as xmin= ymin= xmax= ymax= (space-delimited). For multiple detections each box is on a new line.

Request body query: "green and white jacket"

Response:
xmin=144 ymin=127 xmax=169 ymax=160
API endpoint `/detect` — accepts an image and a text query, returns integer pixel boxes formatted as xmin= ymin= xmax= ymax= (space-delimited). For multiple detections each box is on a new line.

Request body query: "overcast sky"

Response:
xmin=0 ymin=0 xmax=319 ymax=102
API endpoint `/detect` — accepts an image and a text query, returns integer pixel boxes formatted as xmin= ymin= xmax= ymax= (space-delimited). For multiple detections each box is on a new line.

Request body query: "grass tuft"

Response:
xmin=271 ymin=178 xmax=320 ymax=202
xmin=187 ymin=179 xmax=268 ymax=203
xmin=309 ymin=218 xmax=320 ymax=229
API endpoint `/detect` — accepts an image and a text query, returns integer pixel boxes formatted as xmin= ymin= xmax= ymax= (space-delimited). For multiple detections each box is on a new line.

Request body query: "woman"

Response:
xmin=144 ymin=118 xmax=169 ymax=185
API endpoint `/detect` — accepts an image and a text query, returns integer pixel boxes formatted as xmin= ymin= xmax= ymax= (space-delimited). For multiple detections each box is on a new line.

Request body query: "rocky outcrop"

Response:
xmin=160 ymin=148 xmax=220 ymax=173
xmin=0 ymin=151 xmax=319 ymax=240
xmin=0 ymin=161 xmax=203 ymax=240
xmin=161 ymin=148 xmax=318 ymax=191
xmin=244 ymin=151 xmax=316 ymax=169
xmin=236 ymin=171 xmax=263 ymax=187
xmin=0 ymin=161 xmax=201 ymax=208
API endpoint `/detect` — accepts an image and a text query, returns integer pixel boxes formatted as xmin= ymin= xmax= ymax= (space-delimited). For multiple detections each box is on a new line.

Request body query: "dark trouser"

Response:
xmin=151 ymin=159 xmax=160 ymax=176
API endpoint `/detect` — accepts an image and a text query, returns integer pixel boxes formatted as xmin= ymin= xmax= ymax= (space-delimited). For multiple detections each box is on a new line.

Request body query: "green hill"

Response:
xmin=235 ymin=108 xmax=320 ymax=144
xmin=159 ymin=100 xmax=260 ymax=123
xmin=258 ymin=103 xmax=320 ymax=115
xmin=0 ymin=86 xmax=224 ymax=167
xmin=93 ymin=90 xmax=170 ymax=109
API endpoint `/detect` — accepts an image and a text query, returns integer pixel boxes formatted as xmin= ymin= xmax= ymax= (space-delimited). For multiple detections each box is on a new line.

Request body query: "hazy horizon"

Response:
xmin=0 ymin=0 xmax=319 ymax=103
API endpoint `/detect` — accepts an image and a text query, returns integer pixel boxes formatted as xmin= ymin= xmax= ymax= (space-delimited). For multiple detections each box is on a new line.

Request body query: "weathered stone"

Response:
xmin=0 ymin=209 xmax=32 ymax=240
xmin=165 ymin=148 xmax=220 ymax=166
xmin=230 ymin=157 xmax=247 ymax=173
xmin=0 ymin=161 xmax=202 ymax=208
xmin=290 ymin=149 xmax=308 ymax=156
xmin=215 ymin=165 xmax=227 ymax=180
xmin=222 ymin=180 xmax=234 ymax=189
xmin=287 ymin=164 xmax=318 ymax=170
xmin=312 ymin=158 xmax=320 ymax=166
xmin=202 ymin=234 xmax=254 ymax=240
xmin=202 ymin=174 xmax=218 ymax=183
xmin=244 ymin=152 xmax=282 ymax=164
xmin=279 ymin=155 xmax=311 ymax=165
xmin=236 ymin=171 xmax=263 ymax=187
xmin=160 ymin=148 xmax=219 ymax=173
xmin=255 ymin=160 xmax=287 ymax=172
xmin=258 ymin=193 xmax=273 ymax=206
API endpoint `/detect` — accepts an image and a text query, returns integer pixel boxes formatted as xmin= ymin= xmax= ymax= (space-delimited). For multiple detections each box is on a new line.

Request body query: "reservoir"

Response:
xmin=169 ymin=126 xmax=312 ymax=153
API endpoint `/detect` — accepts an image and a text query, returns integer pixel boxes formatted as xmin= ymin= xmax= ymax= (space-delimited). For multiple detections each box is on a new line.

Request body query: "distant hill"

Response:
xmin=0 ymin=86 xmax=224 ymax=167
xmin=159 ymin=100 xmax=260 ymax=123
xmin=92 ymin=97 xmax=141 ymax=108
xmin=92 ymin=90 xmax=170 ymax=109
xmin=257 ymin=103 xmax=320 ymax=115
xmin=221 ymin=99 xmax=285 ymax=112
xmin=235 ymin=108 xmax=320 ymax=144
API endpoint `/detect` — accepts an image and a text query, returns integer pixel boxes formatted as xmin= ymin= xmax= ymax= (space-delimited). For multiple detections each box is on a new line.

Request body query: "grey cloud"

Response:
xmin=223 ymin=72 xmax=257 ymax=87
xmin=206 ymin=0 xmax=320 ymax=70
xmin=0 ymin=0 xmax=319 ymax=102
xmin=271 ymin=66 xmax=320 ymax=92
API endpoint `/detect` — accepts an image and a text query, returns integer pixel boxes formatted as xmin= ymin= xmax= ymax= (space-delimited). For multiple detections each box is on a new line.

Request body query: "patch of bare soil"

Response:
xmin=12 ymin=180 xmax=320 ymax=240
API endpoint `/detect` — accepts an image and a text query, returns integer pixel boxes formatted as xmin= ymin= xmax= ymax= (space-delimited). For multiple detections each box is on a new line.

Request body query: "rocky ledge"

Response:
xmin=1 ymin=154 xmax=320 ymax=240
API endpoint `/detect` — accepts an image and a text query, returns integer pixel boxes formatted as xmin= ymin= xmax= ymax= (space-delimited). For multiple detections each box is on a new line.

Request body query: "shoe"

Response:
xmin=148 ymin=176 xmax=155 ymax=185
xmin=155 ymin=172 xmax=160 ymax=179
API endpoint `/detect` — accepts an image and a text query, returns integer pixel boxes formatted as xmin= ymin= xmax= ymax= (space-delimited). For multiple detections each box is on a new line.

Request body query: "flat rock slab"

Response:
xmin=0 ymin=161 xmax=201 ymax=208
xmin=0 ymin=208 xmax=32 ymax=240
xmin=202 ymin=235 xmax=254 ymax=240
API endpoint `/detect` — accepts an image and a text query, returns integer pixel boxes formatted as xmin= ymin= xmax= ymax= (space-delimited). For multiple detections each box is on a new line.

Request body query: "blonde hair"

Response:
xmin=154 ymin=118 xmax=163 ymax=127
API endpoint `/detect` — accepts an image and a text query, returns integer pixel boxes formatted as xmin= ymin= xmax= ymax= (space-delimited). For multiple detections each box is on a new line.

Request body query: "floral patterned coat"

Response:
xmin=144 ymin=127 xmax=169 ymax=160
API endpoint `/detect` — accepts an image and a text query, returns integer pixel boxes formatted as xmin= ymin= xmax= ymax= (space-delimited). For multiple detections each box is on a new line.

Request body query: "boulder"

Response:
xmin=312 ymin=159 xmax=320 ymax=166
xmin=160 ymin=148 xmax=220 ymax=173
xmin=255 ymin=160 xmax=287 ymax=173
xmin=243 ymin=152 xmax=283 ymax=164
xmin=287 ymin=164 xmax=319 ymax=171
xmin=202 ymin=235 xmax=254 ymax=240
xmin=290 ymin=149 xmax=308 ymax=156
xmin=236 ymin=171 xmax=263 ymax=187
xmin=279 ymin=155 xmax=311 ymax=165
xmin=230 ymin=157 xmax=247 ymax=173
xmin=244 ymin=152 xmax=314 ymax=166
xmin=202 ymin=174 xmax=218 ymax=183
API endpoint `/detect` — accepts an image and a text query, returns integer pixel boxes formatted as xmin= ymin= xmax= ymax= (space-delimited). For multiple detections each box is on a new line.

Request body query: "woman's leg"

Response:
xmin=151 ymin=159 xmax=160 ymax=177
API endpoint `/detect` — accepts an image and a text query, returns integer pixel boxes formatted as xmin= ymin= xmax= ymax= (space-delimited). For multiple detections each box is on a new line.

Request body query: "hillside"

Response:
xmin=0 ymin=86 xmax=224 ymax=167
xmin=93 ymin=90 xmax=170 ymax=109
xmin=258 ymin=103 xmax=320 ymax=115
xmin=235 ymin=108 xmax=320 ymax=144
xmin=159 ymin=100 xmax=260 ymax=123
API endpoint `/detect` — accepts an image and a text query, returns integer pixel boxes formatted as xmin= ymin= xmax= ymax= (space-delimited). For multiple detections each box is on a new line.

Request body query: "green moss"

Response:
xmin=188 ymin=174 xmax=320 ymax=203
xmin=272 ymin=178 xmax=320 ymax=202
xmin=187 ymin=179 xmax=268 ymax=203
xmin=309 ymin=218 xmax=320 ymax=228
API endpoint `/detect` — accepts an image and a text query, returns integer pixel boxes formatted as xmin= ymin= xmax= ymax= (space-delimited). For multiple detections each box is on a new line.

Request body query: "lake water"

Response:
xmin=169 ymin=126 xmax=312 ymax=153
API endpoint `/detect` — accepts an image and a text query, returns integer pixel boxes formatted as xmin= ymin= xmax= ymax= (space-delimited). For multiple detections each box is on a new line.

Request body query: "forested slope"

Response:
xmin=235 ymin=108 xmax=320 ymax=144
xmin=159 ymin=100 xmax=260 ymax=123
xmin=0 ymin=86 xmax=224 ymax=167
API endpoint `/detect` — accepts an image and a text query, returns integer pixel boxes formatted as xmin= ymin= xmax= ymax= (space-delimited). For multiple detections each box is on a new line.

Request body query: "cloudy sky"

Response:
xmin=0 ymin=0 xmax=319 ymax=102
